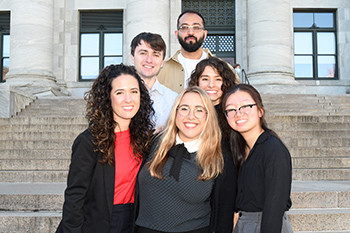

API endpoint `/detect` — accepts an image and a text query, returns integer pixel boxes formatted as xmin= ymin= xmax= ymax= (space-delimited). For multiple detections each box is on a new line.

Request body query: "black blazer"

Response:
xmin=209 ymin=146 xmax=237 ymax=233
xmin=56 ymin=129 xmax=115 ymax=233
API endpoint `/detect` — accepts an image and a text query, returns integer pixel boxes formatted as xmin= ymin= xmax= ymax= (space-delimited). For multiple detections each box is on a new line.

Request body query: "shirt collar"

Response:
xmin=149 ymin=77 xmax=164 ymax=95
xmin=175 ymin=134 xmax=201 ymax=153
xmin=255 ymin=130 xmax=270 ymax=145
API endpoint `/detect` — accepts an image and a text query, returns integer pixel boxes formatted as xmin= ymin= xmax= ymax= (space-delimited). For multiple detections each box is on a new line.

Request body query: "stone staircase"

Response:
xmin=0 ymin=94 xmax=349 ymax=232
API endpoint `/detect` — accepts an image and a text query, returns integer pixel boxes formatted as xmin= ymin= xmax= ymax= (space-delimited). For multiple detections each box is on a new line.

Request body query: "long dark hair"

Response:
xmin=222 ymin=84 xmax=279 ymax=174
xmin=85 ymin=64 xmax=155 ymax=166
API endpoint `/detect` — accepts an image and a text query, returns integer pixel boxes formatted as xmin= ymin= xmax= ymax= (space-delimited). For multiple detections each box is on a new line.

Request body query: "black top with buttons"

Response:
xmin=235 ymin=130 xmax=292 ymax=233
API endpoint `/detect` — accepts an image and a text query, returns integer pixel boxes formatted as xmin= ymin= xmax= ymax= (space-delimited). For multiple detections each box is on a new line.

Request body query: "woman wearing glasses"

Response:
xmin=222 ymin=84 xmax=293 ymax=233
xmin=134 ymin=86 xmax=236 ymax=233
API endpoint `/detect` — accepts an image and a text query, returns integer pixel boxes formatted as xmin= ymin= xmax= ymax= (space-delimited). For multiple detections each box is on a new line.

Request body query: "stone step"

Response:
xmin=288 ymin=208 xmax=350 ymax=232
xmin=0 ymin=124 xmax=86 ymax=134
xmin=0 ymin=139 xmax=72 ymax=150
xmin=0 ymin=159 xmax=70 ymax=171
xmin=0 ymin=131 xmax=81 ymax=140
xmin=266 ymin=115 xmax=350 ymax=123
xmin=1 ymin=128 xmax=349 ymax=141
xmin=294 ymin=231 xmax=350 ymax=233
xmin=0 ymin=183 xmax=65 ymax=211
xmin=2 ymin=168 xmax=347 ymax=183
xmin=0 ymin=149 xmax=71 ymax=159
xmin=0 ymin=211 xmax=61 ymax=233
xmin=1 ymin=181 xmax=348 ymax=210
xmin=269 ymin=122 xmax=350 ymax=131
xmin=0 ymin=116 xmax=87 ymax=125
xmin=290 ymin=147 xmax=350 ymax=158
xmin=289 ymin=180 xmax=350 ymax=232
xmin=0 ymin=171 xmax=68 ymax=183
xmin=291 ymin=181 xmax=350 ymax=208
xmin=0 ymin=181 xmax=348 ymax=232
xmin=286 ymin=138 xmax=350 ymax=148
xmin=278 ymin=130 xmax=350 ymax=138
xmin=1 ymin=136 xmax=349 ymax=151
xmin=293 ymin=169 xmax=350 ymax=180
xmin=2 ymin=156 xmax=348 ymax=172
xmin=292 ymin=158 xmax=350 ymax=169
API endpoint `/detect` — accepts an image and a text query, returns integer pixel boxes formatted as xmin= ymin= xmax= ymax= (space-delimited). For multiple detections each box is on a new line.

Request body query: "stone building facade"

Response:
xmin=0 ymin=0 xmax=349 ymax=117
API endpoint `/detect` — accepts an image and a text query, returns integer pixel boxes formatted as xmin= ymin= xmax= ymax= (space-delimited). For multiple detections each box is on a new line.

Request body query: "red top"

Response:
xmin=113 ymin=129 xmax=142 ymax=205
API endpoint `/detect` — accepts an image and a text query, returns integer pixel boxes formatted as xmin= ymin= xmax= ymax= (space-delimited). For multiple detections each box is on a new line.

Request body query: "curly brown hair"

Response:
xmin=84 ymin=64 xmax=155 ymax=166
xmin=188 ymin=57 xmax=239 ymax=100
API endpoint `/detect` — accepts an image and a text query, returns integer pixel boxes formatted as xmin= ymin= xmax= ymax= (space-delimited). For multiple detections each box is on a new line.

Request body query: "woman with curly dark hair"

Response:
xmin=56 ymin=64 xmax=154 ymax=233
xmin=188 ymin=57 xmax=239 ymax=139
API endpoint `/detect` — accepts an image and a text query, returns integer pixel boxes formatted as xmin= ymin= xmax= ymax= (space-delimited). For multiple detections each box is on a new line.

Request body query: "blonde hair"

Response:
xmin=148 ymin=86 xmax=223 ymax=180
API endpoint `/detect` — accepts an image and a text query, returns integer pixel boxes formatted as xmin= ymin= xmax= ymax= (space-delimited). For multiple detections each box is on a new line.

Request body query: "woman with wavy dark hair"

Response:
xmin=56 ymin=64 xmax=154 ymax=233
xmin=222 ymin=84 xmax=293 ymax=233
xmin=188 ymin=56 xmax=239 ymax=139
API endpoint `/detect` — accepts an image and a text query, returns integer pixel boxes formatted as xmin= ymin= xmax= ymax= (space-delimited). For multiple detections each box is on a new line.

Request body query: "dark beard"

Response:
xmin=178 ymin=35 xmax=205 ymax=53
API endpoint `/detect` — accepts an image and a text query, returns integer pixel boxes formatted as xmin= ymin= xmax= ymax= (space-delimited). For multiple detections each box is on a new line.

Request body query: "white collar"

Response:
xmin=175 ymin=134 xmax=201 ymax=153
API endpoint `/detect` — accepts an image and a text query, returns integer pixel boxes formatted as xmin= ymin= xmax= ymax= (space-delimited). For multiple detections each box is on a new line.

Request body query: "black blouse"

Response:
xmin=235 ymin=131 xmax=292 ymax=233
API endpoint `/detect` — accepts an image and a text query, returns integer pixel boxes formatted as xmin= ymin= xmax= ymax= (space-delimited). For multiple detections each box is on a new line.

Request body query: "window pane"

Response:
xmin=2 ymin=58 xmax=9 ymax=80
xmin=218 ymin=35 xmax=234 ymax=52
xmin=294 ymin=32 xmax=313 ymax=54
xmin=3 ymin=35 xmax=9 ymax=57
xmin=315 ymin=13 xmax=333 ymax=28
xmin=318 ymin=56 xmax=335 ymax=78
xmin=104 ymin=57 xmax=123 ymax=67
xmin=104 ymin=33 xmax=123 ymax=55
xmin=203 ymin=35 xmax=217 ymax=52
xmin=295 ymin=56 xmax=313 ymax=78
xmin=81 ymin=34 xmax=99 ymax=56
xmin=81 ymin=57 xmax=99 ymax=79
xmin=317 ymin=32 xmax=335 ymax=54
xmin=293 ymin=13 xmax=313 ymax=27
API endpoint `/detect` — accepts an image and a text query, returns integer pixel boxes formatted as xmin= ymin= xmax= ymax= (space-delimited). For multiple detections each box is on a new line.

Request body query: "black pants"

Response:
xmin=110 ymin=203 xmax=134 ymax=233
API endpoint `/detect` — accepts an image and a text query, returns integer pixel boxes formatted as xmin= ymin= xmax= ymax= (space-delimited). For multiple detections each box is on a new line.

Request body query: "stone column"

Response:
xmin=247 ymin=0 xmax=297 ymax=85
xmin=6 ymin=0 xmax=59 ymax=92
xmin=124 ymin=0 xmax=170 ymax=64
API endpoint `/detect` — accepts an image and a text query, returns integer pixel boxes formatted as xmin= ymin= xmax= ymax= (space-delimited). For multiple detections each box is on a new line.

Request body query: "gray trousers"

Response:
xmin=233 ymin=211 xmax=293 ymax=233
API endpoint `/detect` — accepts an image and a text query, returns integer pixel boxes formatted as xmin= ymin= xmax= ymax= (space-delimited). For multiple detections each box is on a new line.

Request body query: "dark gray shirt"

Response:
xmin=136 ymin=149 xmax=213 ymax=232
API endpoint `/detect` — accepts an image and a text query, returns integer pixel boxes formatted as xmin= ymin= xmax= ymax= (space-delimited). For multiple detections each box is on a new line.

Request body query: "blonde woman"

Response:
xmin=134 ymin=86 xmax=236 ymax=233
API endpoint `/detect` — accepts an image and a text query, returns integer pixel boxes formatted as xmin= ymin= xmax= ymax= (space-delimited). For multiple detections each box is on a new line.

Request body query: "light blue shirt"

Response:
xmin=149 ymin=78 xmax=178 ymax=130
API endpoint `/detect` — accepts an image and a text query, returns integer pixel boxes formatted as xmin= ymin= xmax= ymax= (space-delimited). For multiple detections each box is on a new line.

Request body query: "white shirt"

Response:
xmin=177 ymin=50 xmax=208 ymax=88
xmin=175 ymin=134 xmax=201 ymax=153
xmin=149 ymin=78 xmax=178 ymax=130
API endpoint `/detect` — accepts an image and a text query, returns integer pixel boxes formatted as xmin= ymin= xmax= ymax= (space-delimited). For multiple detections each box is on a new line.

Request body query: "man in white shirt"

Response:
xmin=131 ymin=32 xmax=178 ymax=131
xmin=157 ymin=10 xmax=239 ymax=93
xmin=157 ymin=10 xmax=210 ymax=93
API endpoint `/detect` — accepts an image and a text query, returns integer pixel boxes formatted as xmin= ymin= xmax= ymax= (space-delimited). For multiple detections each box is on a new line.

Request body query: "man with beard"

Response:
xmin=157 ymin=10 xmax=212 ymax=93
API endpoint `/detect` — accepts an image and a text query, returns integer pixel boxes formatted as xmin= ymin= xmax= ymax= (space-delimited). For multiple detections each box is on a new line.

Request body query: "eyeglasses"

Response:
xmin=177 ymin=105 xmax=207 ymax=119
xmin=224 ymin=104 xmax=257 ymax=119
xmin=178 ymin=25 xmax=204 ymax=33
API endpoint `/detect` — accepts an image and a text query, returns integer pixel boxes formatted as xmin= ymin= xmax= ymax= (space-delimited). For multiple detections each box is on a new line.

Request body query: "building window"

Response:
xmin=0 ymin=12 xmax=10 ymax=83
xmin=182 ymin=0 xmax=235 ymax=65
xmin=80 ymin=11 xmax=123 ymax=81
xmin=293 ymin=11 xmax=337 ymax=79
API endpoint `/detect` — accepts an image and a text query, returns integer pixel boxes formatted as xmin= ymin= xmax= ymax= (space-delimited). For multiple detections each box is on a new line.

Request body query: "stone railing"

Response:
xmin=0 ymin=84 xmax=36 ymax=118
